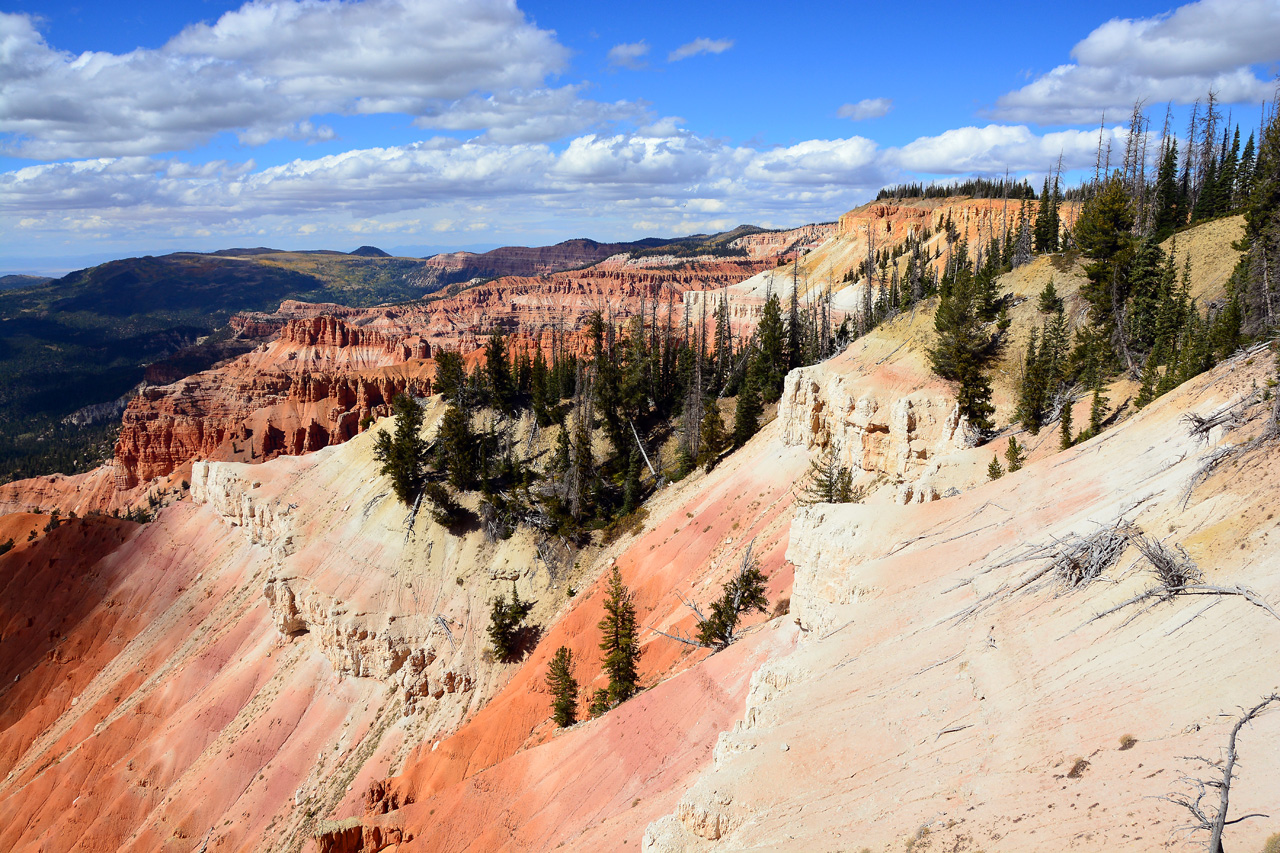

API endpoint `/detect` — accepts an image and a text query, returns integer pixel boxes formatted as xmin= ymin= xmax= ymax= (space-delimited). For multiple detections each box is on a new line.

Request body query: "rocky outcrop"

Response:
xmin=114 ymin=318 xmax=434 ymax=487
xmin=728 ymin=222 xmax=838 ymax=258
xmin=190 ymin=460 xmax=296 ymax=561
xmin=260 ymin=574 xmax=474 ymax=713
xmin=776 ymin=342 xmax=977 ymax=503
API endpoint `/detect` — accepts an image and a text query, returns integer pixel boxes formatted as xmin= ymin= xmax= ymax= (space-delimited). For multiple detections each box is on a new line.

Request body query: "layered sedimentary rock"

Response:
xmin=1 ymin=212 xmax=1273 ymax=853
xmin=112 ymin=315 xmax=435 ymax=488
xmin=112 ymin=257 xmax=770 ymax=491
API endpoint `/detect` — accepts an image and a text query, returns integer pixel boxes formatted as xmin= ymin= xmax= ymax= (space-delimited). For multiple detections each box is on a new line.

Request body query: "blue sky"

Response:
xmin=2 ymin=0 xmax=1278 ymax=273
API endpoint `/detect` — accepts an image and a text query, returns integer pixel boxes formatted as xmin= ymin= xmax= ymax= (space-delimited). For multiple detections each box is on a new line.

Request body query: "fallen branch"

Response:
xmin=911 ymin=650 xmax=963 ymax=678
xmin=1049 ymin=520 xmax=1132 ymax=590
xmin=1079 ymin=528 xmax=1280 ymax=631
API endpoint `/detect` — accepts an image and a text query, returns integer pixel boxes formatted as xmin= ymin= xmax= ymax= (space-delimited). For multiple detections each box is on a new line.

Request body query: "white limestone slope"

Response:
xmin=647 ymin=347 xmax=1280 ymax=852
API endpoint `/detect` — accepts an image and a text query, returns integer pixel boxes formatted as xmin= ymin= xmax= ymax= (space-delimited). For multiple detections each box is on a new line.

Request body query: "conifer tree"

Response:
xmin=1085 ymin=380 xmax=1109 ymax=440
xmin=1152 ymin=136 xmax=1182 ymax=238
xmin=545 ymin=647 xmax=579 ymax=727
xmin=433 ymin=351 xmax=467 ymax=407
xmin=597 ymin=566 xmax=641 ymax=709
xmin=1135 ymin=349 xmax=1160 ymax=408
xmin=1075 ymin=173 xmax=1136 ymax=328
xmin=787 ymin=285 xmax=803 ymax=370
xmin=1037 ymin=279 xmax=1063 ymax=313
xmin=987 ymin=455 xmax=1004 ymax=480
xmin=1004 ymin=436 xmax=1025 ymax=472
xmin=373 ymin=394 xmax=429 ymax=505
xmin=1016 ymin=328 xmax=1046 ymax=434
xmin=698 ymin=401 xmax=727 ymax=470
xmin=484 ymin=329 xmax=514 ymax=412
xmin=753 ymin=292 xmax=787 ymax=403
xmin=731 ymin=375 xmax=763 ymax=448
xmin=1060 ymin=397 xmax=1075 ymax=450
xmin=1235 ymin=132 xmax=1256 ymax=208
xmin=694 ymin=550 xmax=769 ymax=650
xmin=1034 ymin=177 xmax=1054 ymax=253
xmin=437 ymin=404 xmax=475 ymax=490
xmin=1239 ymin=103 xmax=1280 ymax=333
xmin=620 ymin=449 xmax=641 ymax=516
xmin=551 ymin=422 xmax=570 ymax=473
xmin=929 ymin=259 xmax=1000 ymax=431
xmin=799 ymin=446 xmax=856 ymax=504
xmin=568 ymin=407 xmax=594 ymax=521
xmin=530 ymin=345 xmax=551 ymax=425
xmin=487 ymin=582 xmax=534 ymax=662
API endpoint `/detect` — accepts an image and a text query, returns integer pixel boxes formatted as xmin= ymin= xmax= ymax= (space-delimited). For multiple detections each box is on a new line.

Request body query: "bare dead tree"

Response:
xmin=650 ymin=540 xmax=767 ymax=650
xmin=1160 ymin=693 xmax=1280 ymax=853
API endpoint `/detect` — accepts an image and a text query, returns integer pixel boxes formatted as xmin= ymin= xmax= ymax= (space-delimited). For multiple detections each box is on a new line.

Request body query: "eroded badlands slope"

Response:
xmin=643 ymin=347 xmax=1280 ymax=852
xmin=1 ymin=210 xmax=1269 ymax=853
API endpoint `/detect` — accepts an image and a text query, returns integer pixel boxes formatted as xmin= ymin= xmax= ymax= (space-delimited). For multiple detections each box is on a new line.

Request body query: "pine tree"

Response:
xmin=731 ymin=375 xmax=763 ymax=449
xmin=1075 ymin=173 xmax=1136 ymax=327
xmin=787 ymin=284 xmax=803 ymax=371
xmin=753 ymin=292 xmax=787 ymax=403
xmin=1239 ymin=104 xmax=1280 ymax=334
xmin=437 ymin=404 xmax=475 ymax=490
xmin=799 ymin=447 xmax=856 ymax=504
xmin=551 ymin=423 xmax=570 ymax=473
xmin=530 ymin=345 xmax=551 ymax=425
xmin=1016 ymin=328 xmax=1046 ymax=434
xmin=372 ymin=394 xmax=429 ymax=505
xmin=568 ymin=407 xmax=594 ymax=521
xmin=597 ymin=566 xmax=641 ymax=709
xmin=545 ymin=646 xmax=579 ymax=727
xmin=1085 ymin=380 xmax=1109 ymax=440
xmin=487 ymin=582 xmax=534 ymax=662
xmin=987 ymin=455 xmax=1004 ymax=480
xmin=698 ymin=401 xmax=727 ymax=470
xmin=1059 ymin=396 xmax=1075 ymax=450
xmin=1135 ymin=349 xmax=1160 ymax=408
xmin=433 ymin=351 xmax=467 ymax=407
xmin=694 ymin=550 xmax=769 ymax=650
xmin=1152 ymin=136 xmax=1182 ymax=238
xmin=620 ymin=449 xmax=641 ymax=516
xmin=423 ymin=482 xmax=468 ymax=527
xmin=1034 ymin=177 xmax=1054 ymax=253
xmin=1037 ymin=279 xmax=1063 ymax=313
xmin=929 ymin=258 xmax=1000 ymax=431
xmin=1004 ymin=436 xmax=1026 ymax=472
xmin=1235 ymin=132 xmax=1256 ymax=209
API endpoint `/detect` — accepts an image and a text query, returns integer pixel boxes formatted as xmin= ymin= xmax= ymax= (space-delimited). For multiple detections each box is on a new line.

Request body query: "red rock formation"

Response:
xmin=105 ymin=257 xmax=770 ymax=493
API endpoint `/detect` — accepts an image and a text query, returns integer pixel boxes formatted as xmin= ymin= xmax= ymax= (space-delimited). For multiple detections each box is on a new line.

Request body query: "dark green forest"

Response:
xmin=0 ymin=251 xmax=437 ymax=484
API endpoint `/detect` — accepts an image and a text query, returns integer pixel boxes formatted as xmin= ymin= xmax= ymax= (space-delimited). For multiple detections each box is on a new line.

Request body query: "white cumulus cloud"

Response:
xmin=0 ymin=0 xmax=586 ymax=159
xmin=993 ymin=0 xmax=1280 ymax=124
